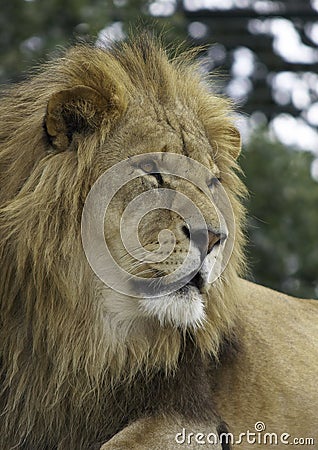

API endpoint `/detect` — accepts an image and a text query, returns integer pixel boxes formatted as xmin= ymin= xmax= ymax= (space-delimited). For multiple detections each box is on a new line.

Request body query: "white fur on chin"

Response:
xmin=138 ymin=286 xmax=206 ymax=329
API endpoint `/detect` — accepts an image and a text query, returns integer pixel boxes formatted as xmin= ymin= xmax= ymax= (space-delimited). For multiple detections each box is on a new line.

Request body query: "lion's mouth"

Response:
xmin=187 ymin=272 xmax=204 ymax=291
xmin=131 ymin=267 xmax=206 ymax=298
xmin=175 ymin=271 xmax=205 ymax=296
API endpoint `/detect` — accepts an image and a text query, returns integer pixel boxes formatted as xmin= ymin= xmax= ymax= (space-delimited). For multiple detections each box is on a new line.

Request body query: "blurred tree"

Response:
xmin=241 ymin=131 xmax=318 ymax=298
xmin=0 ymin=0 xmax=185 ymax=84
xmin=184 ymin=1 xmax=318 ymax=122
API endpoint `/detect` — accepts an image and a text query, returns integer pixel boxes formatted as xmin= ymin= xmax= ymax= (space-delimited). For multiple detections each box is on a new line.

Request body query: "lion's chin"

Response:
xmin=138 ymin=285 xmax=206 ymax=329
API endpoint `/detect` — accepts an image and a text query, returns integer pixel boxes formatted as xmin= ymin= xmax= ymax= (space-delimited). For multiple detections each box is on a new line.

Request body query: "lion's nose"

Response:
xmin=207 ymin=230 xmax=225 ymax=253
xmin=181 ymin=226 xmax=227 ymax=255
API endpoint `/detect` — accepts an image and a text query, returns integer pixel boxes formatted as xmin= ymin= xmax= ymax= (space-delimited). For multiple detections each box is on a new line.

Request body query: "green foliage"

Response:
xmin=0 ymin=0 xmax=185 ymax=84
xmin=241 ymin=131 xmax=318 ymax=298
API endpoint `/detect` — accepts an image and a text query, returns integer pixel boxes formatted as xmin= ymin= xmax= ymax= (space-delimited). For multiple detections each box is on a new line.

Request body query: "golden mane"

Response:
xmin=0 ymin=36 xmax=246 ymax=449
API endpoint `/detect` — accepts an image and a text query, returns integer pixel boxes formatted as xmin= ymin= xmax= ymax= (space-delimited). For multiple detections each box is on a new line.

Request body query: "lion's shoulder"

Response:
xmin=237 ymin=278 xmax=318 ymax=341
xmin=239 ymin=277 xmax=317 ymax=316
xmin=214 ymin=279 xmax=318 ymax=437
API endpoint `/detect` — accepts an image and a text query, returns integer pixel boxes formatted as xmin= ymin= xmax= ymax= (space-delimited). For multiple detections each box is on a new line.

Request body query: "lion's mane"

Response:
xmin=0 ymin=36 xmax=246 ymax=448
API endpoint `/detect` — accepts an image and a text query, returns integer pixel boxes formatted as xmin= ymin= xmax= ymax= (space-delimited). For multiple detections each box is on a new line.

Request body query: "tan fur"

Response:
xmin=100 ymin=415 xmax=223 ymax=450
xmin=1 ymin=35 xmax=316 ymax=450
xmin=0 ymin=35 xmax=245 ymax=449
xmin=214 ymin=280 xmax=318 ymax=448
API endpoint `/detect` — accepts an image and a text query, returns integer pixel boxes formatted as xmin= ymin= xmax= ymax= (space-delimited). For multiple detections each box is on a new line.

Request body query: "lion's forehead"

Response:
xmin=104 ymin=102 xmax=217 ymax=172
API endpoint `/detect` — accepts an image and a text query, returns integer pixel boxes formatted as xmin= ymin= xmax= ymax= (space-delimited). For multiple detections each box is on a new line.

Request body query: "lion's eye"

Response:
xmin=208 ymin=177 xmax=221 ymax=190
xmin=139 ymin=160 xmax=163 ymax=185
xmin=139 ymin=160 xmax=156 ymax=173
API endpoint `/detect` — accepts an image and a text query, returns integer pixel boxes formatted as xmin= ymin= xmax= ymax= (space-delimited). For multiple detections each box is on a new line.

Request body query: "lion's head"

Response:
xmin=0 ymin=36 xmax=246 ymax=448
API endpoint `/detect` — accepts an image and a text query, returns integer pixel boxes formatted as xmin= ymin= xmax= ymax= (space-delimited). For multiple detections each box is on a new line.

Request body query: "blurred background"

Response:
xmin=1 ymin=0 xmax=318 ymax=298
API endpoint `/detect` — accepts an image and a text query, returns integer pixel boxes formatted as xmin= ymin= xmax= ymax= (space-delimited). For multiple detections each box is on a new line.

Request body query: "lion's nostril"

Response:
xmin=207 ymin=231 xmax=227 ymax=254
xmin=181 ymin=226 xmax=227 ymax=255
xmin=208 ymin=231 xmax=220 ymax=253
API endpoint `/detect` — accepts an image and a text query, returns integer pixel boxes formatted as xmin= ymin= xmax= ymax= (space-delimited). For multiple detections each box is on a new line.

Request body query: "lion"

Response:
xmin=0 ymin=35 xmax=317 ymax=450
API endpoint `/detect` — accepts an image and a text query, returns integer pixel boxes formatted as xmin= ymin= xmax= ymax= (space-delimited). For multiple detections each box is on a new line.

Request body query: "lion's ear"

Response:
xmin=45 ymin=85 xmax=125 ymax=151
xmin=228 ymin=126 xmax=242 ymax=160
